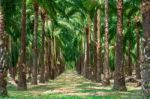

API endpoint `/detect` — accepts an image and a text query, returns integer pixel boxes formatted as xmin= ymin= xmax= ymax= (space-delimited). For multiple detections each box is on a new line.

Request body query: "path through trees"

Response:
xmin=7 ymin=70 xmax=141 ymax=98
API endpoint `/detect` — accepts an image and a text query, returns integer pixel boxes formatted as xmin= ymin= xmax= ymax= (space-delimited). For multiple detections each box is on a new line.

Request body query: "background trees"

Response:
xmin=1 ymin=0 xmax=149 ymax=97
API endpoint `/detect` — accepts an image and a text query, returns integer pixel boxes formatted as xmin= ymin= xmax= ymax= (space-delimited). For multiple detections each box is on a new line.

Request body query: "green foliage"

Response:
xmin=1 ymin=0 xmax=142 ymax=70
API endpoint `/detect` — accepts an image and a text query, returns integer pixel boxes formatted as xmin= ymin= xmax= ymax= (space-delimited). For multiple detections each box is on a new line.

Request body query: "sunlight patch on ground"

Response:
xmin=7 ymin=70 xmax=142 ymax=98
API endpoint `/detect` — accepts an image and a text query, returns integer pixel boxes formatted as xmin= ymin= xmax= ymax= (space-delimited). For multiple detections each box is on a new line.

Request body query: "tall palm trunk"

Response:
xmin=113 ymin=0 xmax=127 ymax=91
xmin=126 ymin=20 xmax=132 ymax=76
xmin=17 ymin=0 xmax=27 ymax=90
xmin=53 ymin=37 xmax=57 ymax=79
xmin=127 ymin=42 xmax=132 ymax=76
xmin=39 ymin=10 xmax=46 ymax=83
xmin=141 ymin=0 xmax=150 ymax=96
xmin=0 ymin=6 xmax=8 ymax=96
xmin=56 ymin=42 xmax=60 ymax=76
xmin=85 ymin=16 xmax=91 ymax=79
xmin=48 ymin=38 xmax=52 ymax=79
xmin=103 ymin=0 xmax=110 ymax=85
xmin=96 ymin=10 xmax=102 ymax=82
xmin=135 ymin=18 xmax=141 ymax=79
xmin=44 ymin=38 xmax=50 ymax=81
xmin=32 ymin=2 xmax=39 ymax=85
xmin=49 ymin=37 xmax=56 ymax=80
xmin=94 ymin=9 xmax=101 ymax=82
xmin=93 ymin=11 xmax=98 ymax=81
xmin=83 ymin=39 xmax=87 ymax=76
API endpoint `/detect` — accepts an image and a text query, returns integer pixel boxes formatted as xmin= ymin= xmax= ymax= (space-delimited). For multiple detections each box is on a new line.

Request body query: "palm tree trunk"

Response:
xmin=85 ymin=16 xmax=91 ymax=79
xmin=104 ymin=0 xmax=110 ymax=79
xmin=17 ymin=0 xmax=27 ymax=90
xmin=125 ymin=20 xmax=132 ymax=76
xmin=44 ymin=38 xmax=50 ymax=81
xmin=93 ymin=10 xmax=98 ymax=81
xmin=135 ymin=18 xmax=141 ymax=79
xmin=49 ymin=38 xmax=53 ymax=79
xmin=83 ymin=39 xmax=87 ymax=77
xmin=32 ymin=2 xmax=39 ymax=85
xmin=127 ymin=42 xmax=132 ymax=76
xmin=103 ymin=0 xmax=110 ymax=85
xmin=53 ymin=37 xmax=57 ymax=79
xmin=0 ymin=6 xmax=8 ymax=96
xmin=56 ymin=44 xmax=60 ymax=76
xmin=82 ymin=36 xmax=85 ymax=76
xmin=94 ymin=9 xmax=102 ymax=82
xmin=96 ymin=9 xmax=102 ymax=82
xmin=113 ymin=0 xmax=127 ymax=91
xmin=141 ymin=0 xmax=150 ymax=96
xmin=39 ymin=10 xmax=46 ymax=83
xmin=76 ymin=55 xmax=83 ymax=74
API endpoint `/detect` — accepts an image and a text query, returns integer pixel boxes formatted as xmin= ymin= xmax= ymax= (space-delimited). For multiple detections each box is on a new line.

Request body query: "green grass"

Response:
xmin=4 ymin=84 xmax=143 ymax=99
xmin=76 ymin=83 xmax=98 ymax=88
xmin=2 ymin=70 xmax=145 ymax=99
xmin=0 ymin=94 xmax=144 ymax=99
xmin=78 ymin=89 xmax=113 ymax=93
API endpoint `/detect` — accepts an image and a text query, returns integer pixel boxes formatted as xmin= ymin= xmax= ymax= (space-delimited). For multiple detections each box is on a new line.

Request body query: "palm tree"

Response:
xmin=135 ymin=16 xmax=141 ymax=79
xmin=103 ymin=0 xmax=110 ymax=85
xmin=0 ymin=6 xmax=8 ymax=96
xmin=17 ymin=0 xmax=27 ymax=90
xmin=32 ymin=1 xmax=39 ymax=85
xmin=127 ymin=40 xmax=132 ymax=76
xmin=141 ymin=0 xmax=150 ymax=96
xmin=39 ymin=8 xmax=46 ymax=83
xmin=94 ymin=9 xmax=101 ymax=82
xmin=84 ymin=16 xmax=91 ymax=79
xmin=125 ymin=20 xmax=132 ymax=76
xmin=113 ymin=0 xmax=127 ymax=91
xmin=93 ymin=10 xmax=98 ymax=81
xmin=44 ymin=37 xmax=50 ymax=81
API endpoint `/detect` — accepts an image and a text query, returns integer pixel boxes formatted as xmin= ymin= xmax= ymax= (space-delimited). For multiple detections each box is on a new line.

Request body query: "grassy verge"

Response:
xmin=1 ymin=70 xmax=144 ymax=99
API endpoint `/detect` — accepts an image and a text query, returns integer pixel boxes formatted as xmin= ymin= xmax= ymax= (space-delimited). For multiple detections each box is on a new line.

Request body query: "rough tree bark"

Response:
xmin=17 ymin=0 xmax=27 ymax=90
xmin=127 ymin=20 xmax=132 ymax=76
xmin=103 ymin=0 xmax=110 ymax=85
xmin=85 ymin=17 xmax=91 ymax=79
xmin=113 ymin=0 xmax=127 ymax=91
xmin=135 ymin=17 xmax=141 ymax=79
xmin=32 ymin=1 xmax=39 ymax=85
xmin=93 ymin=10 xmax=98 ymax=81
xmin=96 ymin=9 xmax=102 ymax=82
xmin=83 ymin=40 xmax=87 ymax=77
xmin=0 ymin=6 xmax=8 ymax=96
xmin=39 ymin=9 xmax=46 ymax=83
xmin=141 ymin=0 xmax=150 ymax=97
xmin=127 ymin=41 xmax=132 ymax=76
xmin=44 ymin=38 xmax=50 ymax=81
xmin=94 ymin=9 xmax=102 ymax=82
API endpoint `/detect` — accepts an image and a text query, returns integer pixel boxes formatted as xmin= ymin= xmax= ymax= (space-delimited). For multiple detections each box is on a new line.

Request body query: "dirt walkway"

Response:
xmin=8 ymin=70 xmax=141 ymax=97
xmin=27 ymin=70 xmax=140 ymax=96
